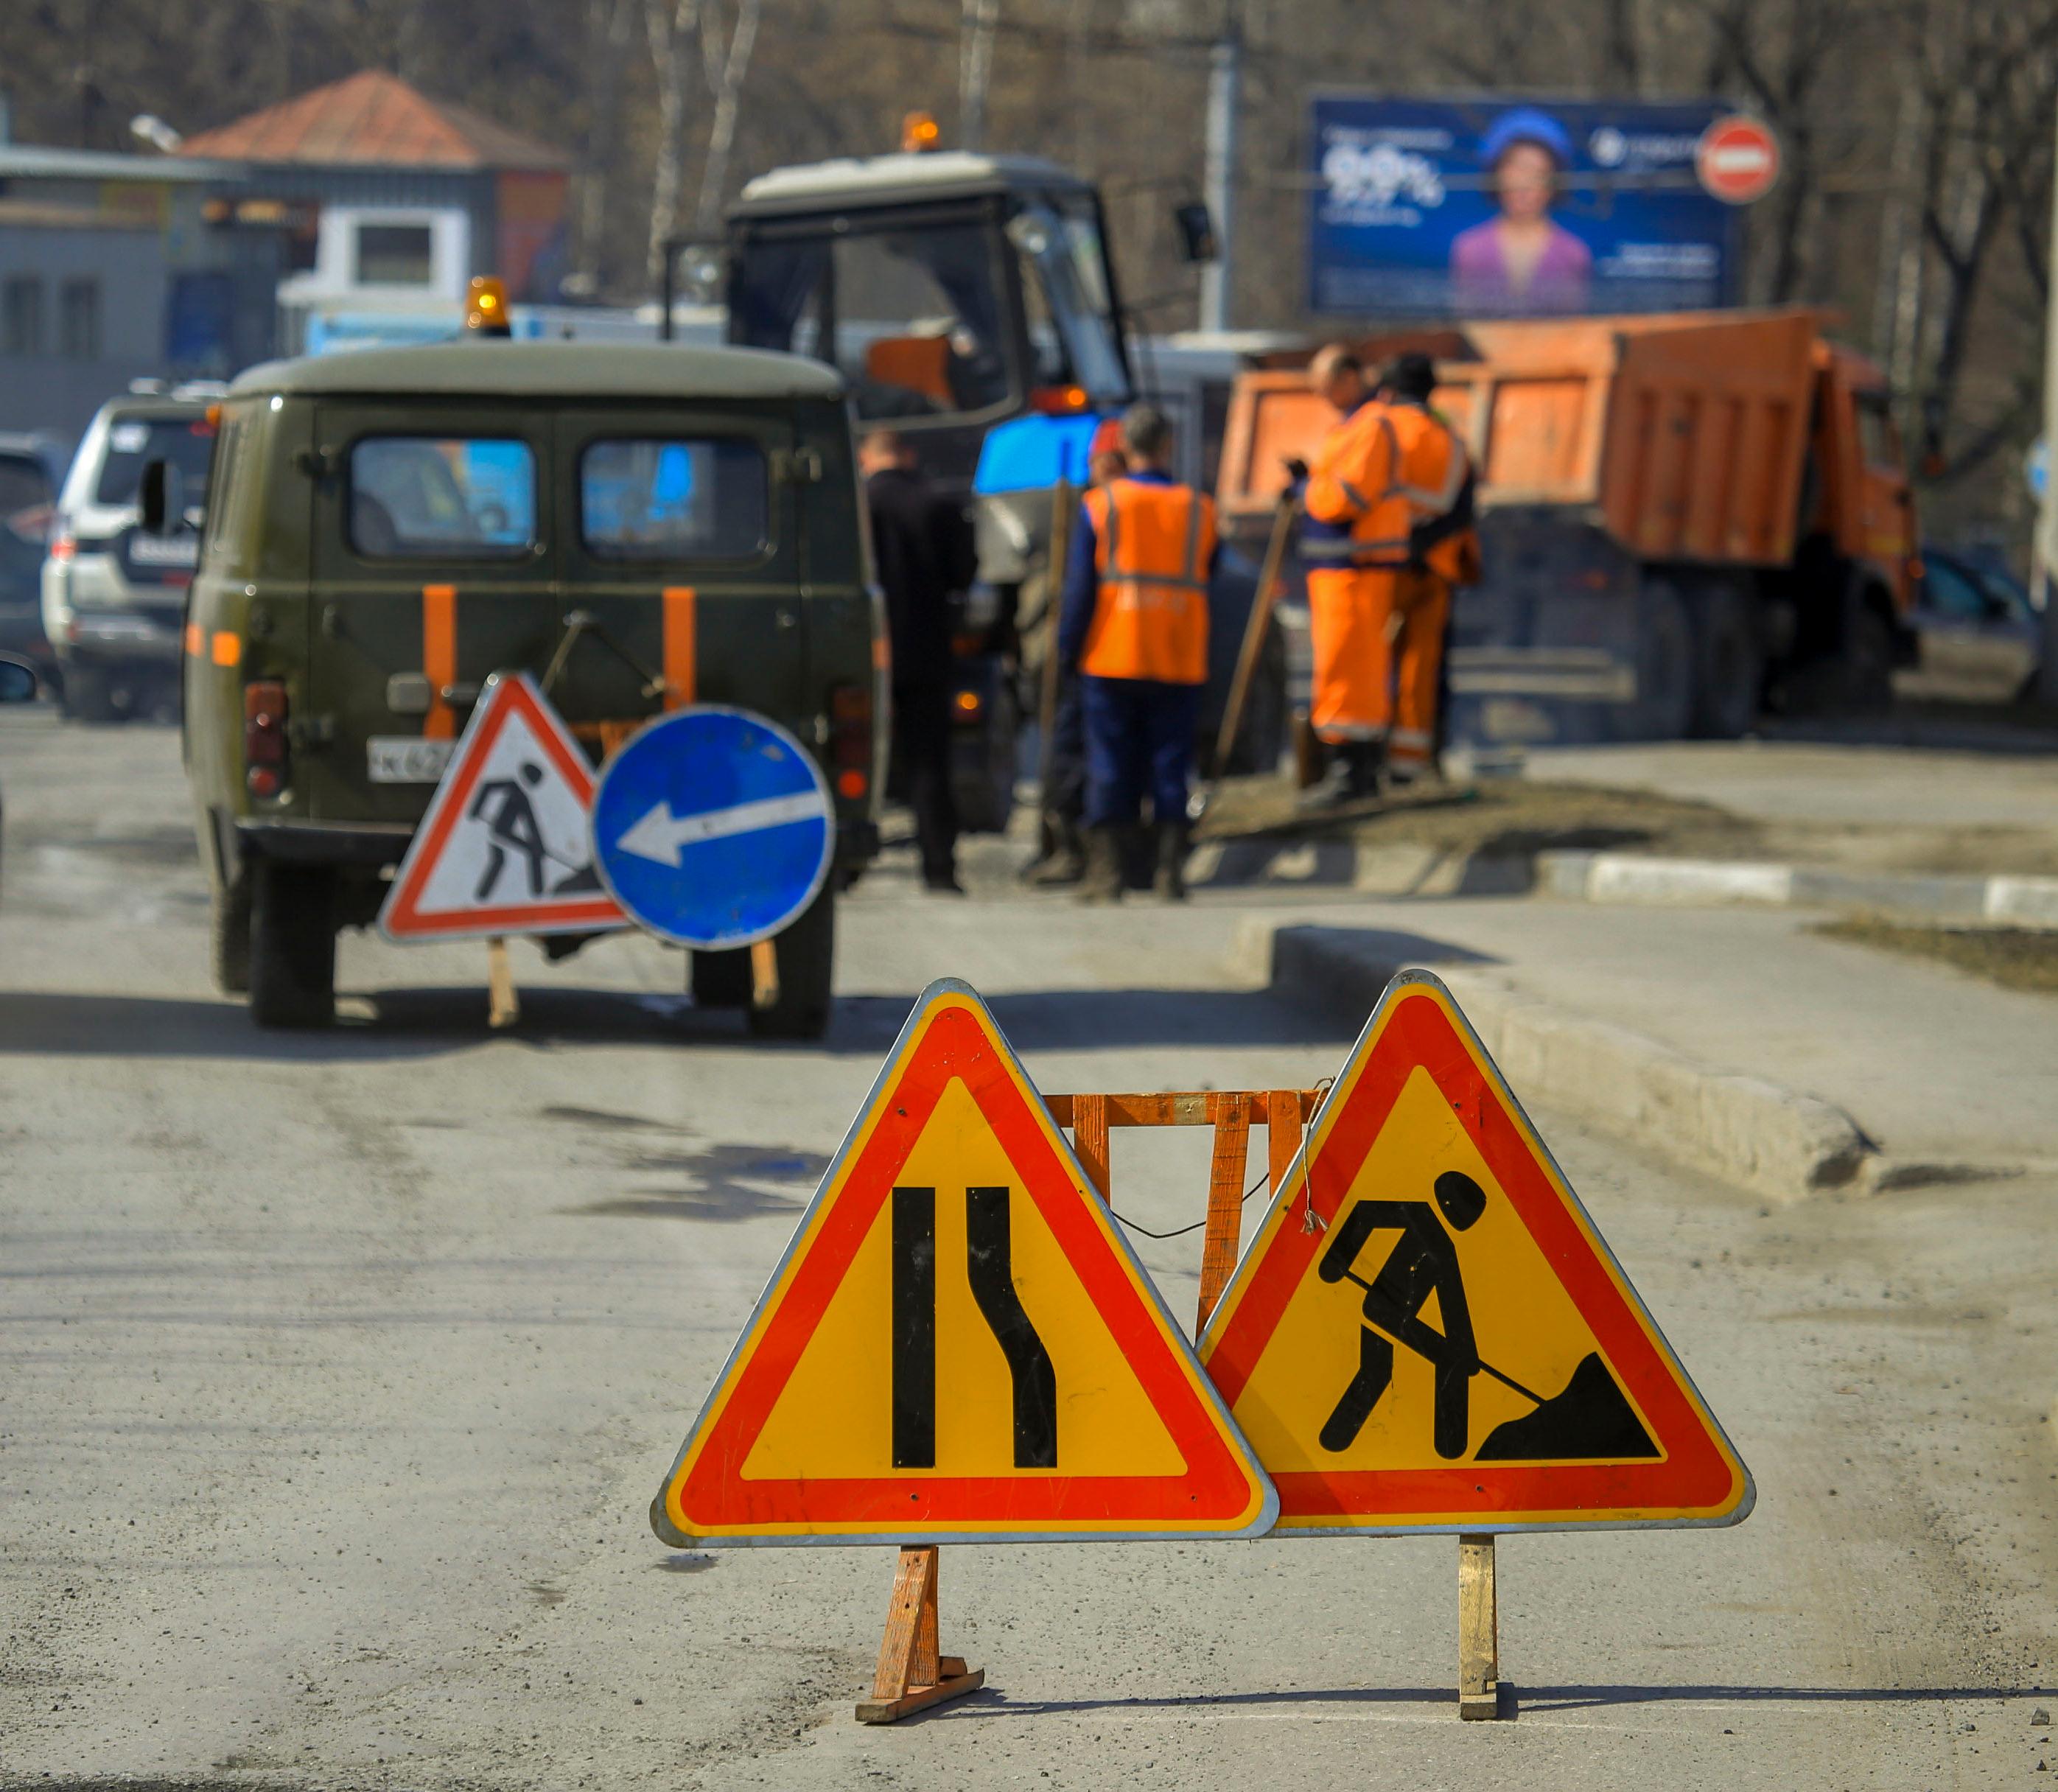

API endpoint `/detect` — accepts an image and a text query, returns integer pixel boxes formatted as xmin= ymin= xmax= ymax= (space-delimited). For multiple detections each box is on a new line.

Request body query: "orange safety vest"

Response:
xmin=1079 ymin=475 xmax=1217 ymax=685
xmin=1304 ymin=400 xmax=1472 ymax=577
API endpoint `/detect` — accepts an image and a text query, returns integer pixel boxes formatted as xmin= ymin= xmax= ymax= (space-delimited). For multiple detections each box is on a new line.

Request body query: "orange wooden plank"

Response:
xmin=1072 ymin=1093 xmax=1110 ymax=1203
xmin=1267 ymin=1087 xmax=1304 ymax=1198
xmin=1196 ymin=1108 xmax=1251 ymax=1331
xmin=1045 ymin=1090 xmax=1319 ymax=1128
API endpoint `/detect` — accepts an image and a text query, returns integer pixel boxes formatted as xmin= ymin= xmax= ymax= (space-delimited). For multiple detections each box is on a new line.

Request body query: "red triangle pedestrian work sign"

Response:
xmin=1199 ymin=970 xmax=1753 ymax=1535
xmin=379 ymin=673 xmax=627 ymax=942
xmin=653 ymin=980 xmax=1278 ymax=1546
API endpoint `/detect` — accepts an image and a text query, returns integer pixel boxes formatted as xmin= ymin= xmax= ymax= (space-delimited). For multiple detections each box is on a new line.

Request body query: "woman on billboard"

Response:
xmin=1449 ymin=108 xmax=1592 ymax=314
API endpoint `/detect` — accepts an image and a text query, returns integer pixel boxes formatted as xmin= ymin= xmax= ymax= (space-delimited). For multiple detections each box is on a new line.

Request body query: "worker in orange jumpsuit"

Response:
xmin=1298 ymin=346 xmax=1475 ymax=797
xmin=1056 ymin=404 xmax=1219 ymax=902
xmin=1373 ymin=351 xmax=1479 ymax=783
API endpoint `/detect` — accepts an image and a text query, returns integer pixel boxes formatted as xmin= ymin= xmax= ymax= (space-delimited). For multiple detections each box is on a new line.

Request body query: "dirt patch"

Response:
xmin=1199 ymin=771 xmax=2058 ymax=876
xmin=1198 ymin=772 xmax=1763 ymax=860
xmin=1813 ymin=917 xmax=2058 ymax=995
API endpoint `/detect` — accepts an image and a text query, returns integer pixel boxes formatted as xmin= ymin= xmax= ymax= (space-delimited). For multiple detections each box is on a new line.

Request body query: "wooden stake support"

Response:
xmin=486 ymin=937 xmax=519 ymax=1029
xmin=855 ymin=1545 xmax=984 ymax=1723
xmin=1457 ymin=1533 xmax=1501 ymax=1720
xmin=847 ymin=1087 xmax=1317 ymax=1725
xmin=749 ymin=937 xmax=780 ymax=1011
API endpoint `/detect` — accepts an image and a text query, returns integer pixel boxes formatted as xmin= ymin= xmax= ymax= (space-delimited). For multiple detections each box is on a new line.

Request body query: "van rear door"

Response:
xmin=304 ymin=406 xmax=557 ymax=823
xmin=548 ymin=407 xmax=807 ymax=729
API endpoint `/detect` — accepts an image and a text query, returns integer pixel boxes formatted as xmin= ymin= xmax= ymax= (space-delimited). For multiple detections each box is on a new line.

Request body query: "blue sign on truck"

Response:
xmin=1307 ymin=94 xmax=1745 ymax=318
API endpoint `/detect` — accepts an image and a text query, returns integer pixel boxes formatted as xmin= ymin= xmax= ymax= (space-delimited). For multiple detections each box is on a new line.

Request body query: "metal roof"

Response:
xmin=0 ymin=145 xmax=236 ymax=183
xmin=732 ymin=150 xmax=1092 ymax=217
xmin=177 ymin=70 xmax=568 ymax=173
xmin=228 ymin=340 xmax=846 ymax=402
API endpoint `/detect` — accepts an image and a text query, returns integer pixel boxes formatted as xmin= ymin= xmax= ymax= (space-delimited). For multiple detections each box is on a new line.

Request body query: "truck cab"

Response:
xmin=174 ymin=340 xmax=879 ymax=1035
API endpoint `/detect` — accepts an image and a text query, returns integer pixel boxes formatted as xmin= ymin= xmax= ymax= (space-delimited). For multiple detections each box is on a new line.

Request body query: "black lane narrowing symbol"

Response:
xmin=892 ymin=1185 xmax=1058 ymax=1470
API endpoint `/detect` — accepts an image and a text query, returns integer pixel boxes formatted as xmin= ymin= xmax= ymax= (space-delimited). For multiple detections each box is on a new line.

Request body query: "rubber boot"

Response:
xmin=1021 ymin=811 xmax=1086 ymax=886
xmin=1344 ymin=739 xmax=1386 ymax=799
xmin=1153 ymin=821 xmax=1189 ymax=902
xmin=1074 ymin=825 xmax=1126 ymax=904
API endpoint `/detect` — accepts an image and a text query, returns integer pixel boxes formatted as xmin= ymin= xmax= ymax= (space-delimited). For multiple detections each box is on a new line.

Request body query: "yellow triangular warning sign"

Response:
xmin=654 ymin=979 xmax=1278 ymax=1545
xmin=1200 ymin=970 xmax=1752 ymax=1533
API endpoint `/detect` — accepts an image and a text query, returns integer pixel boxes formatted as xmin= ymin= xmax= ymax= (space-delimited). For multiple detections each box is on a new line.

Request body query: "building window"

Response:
xmin=58 ymin=279 xmax=100 ymax=360
xmin=3 ymin=278 xmax=42 ymax=355
xmin=354 ymin=223 xmax=433 ymax=286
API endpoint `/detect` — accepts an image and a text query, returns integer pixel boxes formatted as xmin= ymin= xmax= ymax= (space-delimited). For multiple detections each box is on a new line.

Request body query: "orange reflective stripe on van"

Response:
xmin=421 ymin=584 xmax=457 ymax=740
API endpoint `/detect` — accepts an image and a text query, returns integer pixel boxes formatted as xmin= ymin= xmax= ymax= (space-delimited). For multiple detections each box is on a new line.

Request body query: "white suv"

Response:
xmin=42 ymin=384 xmax=223 ymax=722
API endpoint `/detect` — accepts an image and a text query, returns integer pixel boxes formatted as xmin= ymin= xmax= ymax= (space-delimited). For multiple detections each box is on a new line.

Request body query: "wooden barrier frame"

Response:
xmin=858 ymin=1087 xmax=1319 ymax=1724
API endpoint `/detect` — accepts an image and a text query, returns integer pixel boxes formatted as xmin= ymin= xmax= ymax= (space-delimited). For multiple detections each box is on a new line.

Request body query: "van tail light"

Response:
xmin=244 ymin=679 xmax=288 ymax=797
xmin=49 ymin=533 xmax=76 ymax=562
xmin=828 ymin=682 xmax=872 ymax=801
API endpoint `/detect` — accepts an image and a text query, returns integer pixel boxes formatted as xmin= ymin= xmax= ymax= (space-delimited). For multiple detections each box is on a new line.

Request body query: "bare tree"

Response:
xmin=695 ymin=0 xmax=762 ymax=230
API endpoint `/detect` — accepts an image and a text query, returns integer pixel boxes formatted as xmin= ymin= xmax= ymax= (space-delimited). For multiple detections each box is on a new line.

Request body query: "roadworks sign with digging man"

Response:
xmin=1200 ymin=969 xmax=1753 ymax=1534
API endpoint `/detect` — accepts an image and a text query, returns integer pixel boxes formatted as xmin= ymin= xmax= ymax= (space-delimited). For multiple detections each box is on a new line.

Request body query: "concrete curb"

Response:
xmin=1240 ymin=917 xmax=1877 ymax=1203
xmin=1538 ymin=850 xmax=2058 ymax=928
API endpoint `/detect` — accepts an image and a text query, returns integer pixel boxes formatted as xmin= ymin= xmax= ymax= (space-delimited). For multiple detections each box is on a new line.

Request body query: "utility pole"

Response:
xmin=2041 ymin=94 xmax=2058 ymax=705
xmin=1199 ymin=23 xmax=1241 ymax=334
xmin=960 ymin=0 xmax=1002 ymax=153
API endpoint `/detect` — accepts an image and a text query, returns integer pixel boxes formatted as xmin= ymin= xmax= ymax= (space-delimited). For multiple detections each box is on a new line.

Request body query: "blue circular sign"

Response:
xmin=590 ymin=706 xmax=834 ymax=950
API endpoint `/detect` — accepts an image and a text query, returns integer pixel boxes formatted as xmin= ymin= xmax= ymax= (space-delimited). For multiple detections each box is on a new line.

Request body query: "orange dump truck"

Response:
xmin=1216 ymin=308 xmax=1917 ymax=743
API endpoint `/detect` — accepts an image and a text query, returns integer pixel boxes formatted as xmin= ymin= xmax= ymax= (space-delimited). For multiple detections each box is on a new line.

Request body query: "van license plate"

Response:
xmin=367 ymin=738 xmax=456 ymax=784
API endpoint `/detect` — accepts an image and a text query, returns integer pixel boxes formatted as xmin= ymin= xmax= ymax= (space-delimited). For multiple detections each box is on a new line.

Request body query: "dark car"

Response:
xmin=0 ymin=435 xmax=63 ymax=679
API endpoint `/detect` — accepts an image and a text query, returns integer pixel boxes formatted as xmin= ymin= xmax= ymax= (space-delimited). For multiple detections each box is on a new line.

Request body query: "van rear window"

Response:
xmin=349 ymin=437 xmax=535 ymax=559
xmin=579 ymin=438 xmax=767 ymax=561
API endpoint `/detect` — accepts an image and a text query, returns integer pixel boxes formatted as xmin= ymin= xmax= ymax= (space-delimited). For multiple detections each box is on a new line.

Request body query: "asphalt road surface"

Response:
xmin=4 ymin=709 xmax=2055 ymax=1790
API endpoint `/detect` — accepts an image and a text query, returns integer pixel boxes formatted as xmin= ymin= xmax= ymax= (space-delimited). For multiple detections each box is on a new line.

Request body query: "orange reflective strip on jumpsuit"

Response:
xmin=1078 ymin=477 xmax=1217 ymax=686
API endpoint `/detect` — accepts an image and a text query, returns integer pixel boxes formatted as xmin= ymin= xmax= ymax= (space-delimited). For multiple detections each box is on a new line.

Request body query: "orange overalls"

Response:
xmin=1302 ymin=400 xmax=1475 ymax=768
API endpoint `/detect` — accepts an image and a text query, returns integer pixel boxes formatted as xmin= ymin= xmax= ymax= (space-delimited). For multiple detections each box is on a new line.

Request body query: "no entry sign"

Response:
xmin=1697 ymin=116 xmax=1779 ymax=205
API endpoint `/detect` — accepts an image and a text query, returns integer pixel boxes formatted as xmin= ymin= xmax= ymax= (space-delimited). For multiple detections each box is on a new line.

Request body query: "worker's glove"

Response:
xmin=1282 ymin=456 xmax=1309 ymax=486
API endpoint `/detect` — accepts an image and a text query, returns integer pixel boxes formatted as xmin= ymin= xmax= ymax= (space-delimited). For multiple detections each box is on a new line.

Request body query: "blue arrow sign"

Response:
xmin=591 ymin=706 xmax=835 ymax=950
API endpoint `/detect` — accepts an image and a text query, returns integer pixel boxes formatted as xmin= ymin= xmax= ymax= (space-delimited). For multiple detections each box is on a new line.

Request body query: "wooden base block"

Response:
xmin=855 ymin=1664 xmax=984 ymax=1724
xmin=486 ymin=937 xmax=519 ymax=1029
xmin=1457 ymin=1532 xmax=1504 ymax=1721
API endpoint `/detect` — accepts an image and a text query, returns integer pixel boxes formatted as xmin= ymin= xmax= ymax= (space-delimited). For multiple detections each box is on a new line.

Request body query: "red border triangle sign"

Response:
xmin=1200 ymin=970 xmax=1753 ymax=1535
xmin=653 ymin=979 xmax=1277 ymax=1546
xmin=379 ymin=673 xmax=627 ymax=942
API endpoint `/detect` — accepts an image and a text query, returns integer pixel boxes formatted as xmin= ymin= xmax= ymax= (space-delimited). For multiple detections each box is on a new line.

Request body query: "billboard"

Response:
xmin=1308 ymin=95 xmax=1754 ymax=318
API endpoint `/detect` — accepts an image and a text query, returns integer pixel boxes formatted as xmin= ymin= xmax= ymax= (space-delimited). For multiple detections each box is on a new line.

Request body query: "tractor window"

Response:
xmin=732 ymin=219 xmax=1017 ymax=424
xmin=348 ymin=437 xmax=535 ymax=559
xmin=1007 ymin=197 xmax=1128 ymax=402
xmin=579 ymin=438 xmax=768 ymax=561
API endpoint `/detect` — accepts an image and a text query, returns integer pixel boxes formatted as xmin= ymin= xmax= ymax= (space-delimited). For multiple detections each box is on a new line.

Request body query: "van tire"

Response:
xmin=745 ymin=883 xmax=835 ymax=1041
xmin=1687 ymin=581 xmax=1763 ymax=739
xmin=66 ymin=665 xmax=122 ymax=724
xmin=690 ymin=946 xmax=752 ymax=1009
xmin=248 ymin=862 xmax=336 ymax=1029
xmin=212 ymin=875 xmax=253 ymax=995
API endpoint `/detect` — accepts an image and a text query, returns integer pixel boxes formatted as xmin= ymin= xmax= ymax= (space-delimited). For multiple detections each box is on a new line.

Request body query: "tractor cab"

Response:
xmin=723 ymin=148 xmax=1133 ymax=492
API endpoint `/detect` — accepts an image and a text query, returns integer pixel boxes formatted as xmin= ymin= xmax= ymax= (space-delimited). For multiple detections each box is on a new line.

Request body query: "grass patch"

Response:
xmin=1812 ymin=917 xmax=2058 ymax=995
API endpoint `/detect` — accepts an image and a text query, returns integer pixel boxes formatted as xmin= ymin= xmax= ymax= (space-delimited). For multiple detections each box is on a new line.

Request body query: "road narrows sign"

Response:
xmin=1199 ymin=970 xmax=1752 ymax=1535
xmin=378 ymin=673 xmax=626 ymax=942
xmin=591 ymin=705 xmax=833 ymax=951
xmin=653 ymin=979 xmax=1278 ymax=1546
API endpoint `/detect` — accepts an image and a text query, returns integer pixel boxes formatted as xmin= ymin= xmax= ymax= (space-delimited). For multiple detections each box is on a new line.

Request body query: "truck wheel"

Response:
xmin=745 ymin=883 xmax=835 ymax=1042
xmin=1841 ymin=595 xmax=1896 ymax=714
xmin=952 ymin=679 xmax=1019 ymax=835
xmin=1631 ymin=581 xmax=1695 ymax=740
xmin=248 ymin=861 xmax=336 ymax=1029
xmin=690 ymin=946 xmax=752 ymax=1009
xmin=1687 ymin=583 xmax=1763 ymax=739
xmin=211 ymin=876 xmax=253 ymax=995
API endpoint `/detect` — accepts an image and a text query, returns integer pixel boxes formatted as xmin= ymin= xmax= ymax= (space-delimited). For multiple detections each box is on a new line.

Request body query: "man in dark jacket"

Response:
xmin=861 ymin=430 xmax=976 ymax=893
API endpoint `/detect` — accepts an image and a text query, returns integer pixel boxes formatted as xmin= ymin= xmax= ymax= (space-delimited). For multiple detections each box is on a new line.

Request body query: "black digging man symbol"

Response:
xmin=466 ymin=760 xmax=601 ymax=902
xmin=1316 ymin=1170 xmax=1659 ymax=1463
xmin=891 ymin=1186 xmax=1058 ymax=1470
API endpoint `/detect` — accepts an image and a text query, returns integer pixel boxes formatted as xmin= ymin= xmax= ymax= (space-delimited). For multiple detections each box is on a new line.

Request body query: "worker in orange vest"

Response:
xmin=1374 ymin=351 xmax=1479 ymax=783
xmin=1298 ymin=345 xmax=1476 ymax=796
xmin=1055 ymin=404 xmax=1219 ymax=903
